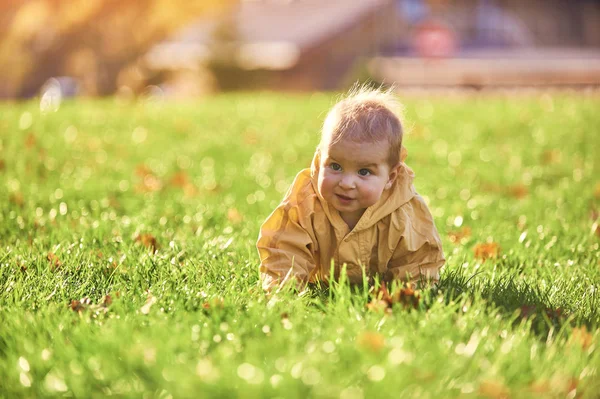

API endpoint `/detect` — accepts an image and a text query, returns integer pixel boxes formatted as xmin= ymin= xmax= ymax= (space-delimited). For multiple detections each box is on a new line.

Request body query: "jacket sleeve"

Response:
xmin=257 ymin=201 xmax=317 ymax=291
xmin=386 ymin=195 xmax=445 ymax=285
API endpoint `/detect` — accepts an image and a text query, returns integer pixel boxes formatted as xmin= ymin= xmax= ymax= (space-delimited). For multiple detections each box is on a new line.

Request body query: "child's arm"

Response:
xmin=386 ymin=195 xmax=445 ymax=285
xmin=257 ymin=203 xmax=316 ymax=291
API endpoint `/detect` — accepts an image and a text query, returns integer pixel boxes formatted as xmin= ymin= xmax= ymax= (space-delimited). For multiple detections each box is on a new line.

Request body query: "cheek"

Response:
xmin=317 ymin=172 xmax=330 ymax=194
xmin=319 ymin=173 xmax=338 ymax=194
xmin=361 ymin=181 xmax=386 ymax=201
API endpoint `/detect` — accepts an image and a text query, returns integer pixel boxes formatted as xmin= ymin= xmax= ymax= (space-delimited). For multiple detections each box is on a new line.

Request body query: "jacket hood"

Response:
xmin=310 ymin=145 xmax=416 ymax=232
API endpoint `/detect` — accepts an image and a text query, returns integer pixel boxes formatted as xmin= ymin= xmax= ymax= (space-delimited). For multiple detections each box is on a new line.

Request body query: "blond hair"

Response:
xmin=320 ymin=85 xmax=404 ymax=166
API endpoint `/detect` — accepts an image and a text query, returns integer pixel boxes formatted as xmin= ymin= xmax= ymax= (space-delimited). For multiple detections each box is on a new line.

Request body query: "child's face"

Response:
xmin=318 ymin=137 xmax=399 ymax=224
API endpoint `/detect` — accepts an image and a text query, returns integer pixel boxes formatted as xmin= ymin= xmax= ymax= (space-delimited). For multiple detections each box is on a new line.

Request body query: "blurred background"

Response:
xmin=1 ymin=0 xmax=600 ymax=100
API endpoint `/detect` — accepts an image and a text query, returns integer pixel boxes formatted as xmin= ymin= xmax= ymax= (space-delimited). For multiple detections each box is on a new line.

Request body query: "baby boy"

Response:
xmin=257 ymin=87 xmax=445 ymax=291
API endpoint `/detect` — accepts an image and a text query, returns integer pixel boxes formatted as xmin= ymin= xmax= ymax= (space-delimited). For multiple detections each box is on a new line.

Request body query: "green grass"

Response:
xmin=1 ymin=91 xmax=599 ymax=398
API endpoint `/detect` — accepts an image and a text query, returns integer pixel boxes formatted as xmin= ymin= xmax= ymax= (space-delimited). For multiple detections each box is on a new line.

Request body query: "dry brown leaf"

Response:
xmin=448 ymin=226 xmax=472 ymax=244
xmin=70 ymin=299 xmax=86 ymax=313
xmin=366 ymin=299 xmax=391 ymax=314
xmin=529 ymin=380 xmax=550 ymax=394
xmin=473 ymin=242 xmax=500 ymax=261
xmin=102 ymin=295 xmax=113 ymax=307
xmin=227 ymin=208 xmax=243 ymax=224
xmin=508 ymin=184 xmax=529 ymax=199
xmin=135 ymin=165 xmax=162 ymax=192
xmin=135 ymin=164 xmax=152 ymax=177
xmin=478 ymin=379 xmax=510 ymax=399
xmin=135 ymin=234 xmax=158 ymax=253
xmin=519 ymin=305 xmax=563 ymax=322
xmin=47 ymin=252 xmax=62 ymax=269
xmin=366 ymin=281 xmax=420 ymax=312
xmin=569 ymin=326 xmax=594 ymax=350
xmin=18 ymin=261 xmax=27 ymax=273
xmin=392 ymin=284 xmax=421 ymax=310
xmin=541 ymin=149 xmax=561 ymax=165
xmin=544 ymin=308 xmax=563 ymax=322
xmin=202 ymin=298 xmax=225 ymax=310
xmin=183 ymin=183 xmax=198 ymax=198
xmin=137 ymin=175 xmax=162 ymax=193
xmin=169 ymin=171 xmax=189 ymax=188
xmin=25 ymin=133 xmax=37 ymax=148
xmin=519 ymin=305 xmax=537 ymax=318
xmin=357 ymin=332 xmax=385 ymax=352
xmin=9 ymin=192 xmax=24 ymax=207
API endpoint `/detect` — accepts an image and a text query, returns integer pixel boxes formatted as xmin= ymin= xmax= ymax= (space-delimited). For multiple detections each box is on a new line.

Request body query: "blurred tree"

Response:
xmin=0 ymin=0 xmax=235 ymax=98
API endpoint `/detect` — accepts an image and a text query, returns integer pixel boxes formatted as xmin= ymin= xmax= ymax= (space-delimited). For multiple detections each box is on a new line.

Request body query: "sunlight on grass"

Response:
xmin=0 ymin=92 xmax=599 ymax=397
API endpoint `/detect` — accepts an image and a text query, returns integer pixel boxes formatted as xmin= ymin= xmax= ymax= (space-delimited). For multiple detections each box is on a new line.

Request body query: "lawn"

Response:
xmin=0 ymin=91 xmax=599 ymax=398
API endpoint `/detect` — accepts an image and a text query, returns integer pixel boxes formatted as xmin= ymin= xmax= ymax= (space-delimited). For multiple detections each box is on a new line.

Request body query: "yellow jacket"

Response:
xmin=257 ymin=148 xmax=445 ymax=290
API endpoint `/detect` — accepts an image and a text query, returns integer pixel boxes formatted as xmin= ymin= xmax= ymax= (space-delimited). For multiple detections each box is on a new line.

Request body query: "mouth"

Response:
xmin=335 ymin=193 xmax=354 ymax=203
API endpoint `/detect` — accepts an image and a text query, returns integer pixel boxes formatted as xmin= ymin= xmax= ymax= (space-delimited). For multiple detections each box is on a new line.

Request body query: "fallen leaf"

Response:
xmin=529 ymin=380 xmax=550 ymax=394
xmin=9 ymin=192 xmax=24 ymax=207
xmin=549 ymin=373 xmax=579 ymax=396
xmin=202 ymin=298 xmax=225 ymax=310
xmin=519 ymin=305 xmax=563 ymax=322
xmin=137 ymin=174 xmax=162 ymax=193
xmin=169 ymin=171 xmax=189 ymax=188
xmin=102 ymin=295 xmax=113 ymax=307
xmin=135 ymin=164 xmax=152 ymax=177
xmin=375 ymin=281 xmax=393 ymax=305
xmin=541 ymin=149 xmax=561 ymax=165
xmin=108 ymin=196 xmax=121 ymax=209
xmin=135 ymin=234 xmax=158 ymax=253
xmin=18 ymin=261 xmax=27 ymax=273
xmin=519 ymin=305 xmax=537 ymax=318
xmin=366 ymin=299 xmax=391 ymax=314
xmin=227 ymin=208 xmax=243 ymax=224
xmin=134 ymin=165 xmax=162 ymax=192
xmin=478 ymin=379 xmax=510 ymax=399
xmin=25 ymin=133 xmax=36 ymax=148
xmin=47 ymin=252 xmax=62 ymax=269
xmin=473 ymin=242 xmax=500 ymax=260
xmin=544 ymin=307 xmax=563 ymax=322
xmin=568 ymin=326 xmax=593 ymax=350
xmin=448 ymin=226 xmax=472 ymax=244
xmin=70 ymin=300 xmax=86 ymax=313
xmin=183 ymin=183 xmax=198 ymax=198
xmin=366 ymin=282 xmax=420 ymax=312
xmin=508 ymin=184 xmax=529 ymax=199
xmin=392 ymin=284 xmax=421 ymax=310
xmin=357 ymin=331 xmax=385 ymax=352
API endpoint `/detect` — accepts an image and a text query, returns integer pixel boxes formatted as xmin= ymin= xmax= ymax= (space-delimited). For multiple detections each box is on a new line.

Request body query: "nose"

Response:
xmin=339 ymin=173 xmax=355 ymax=189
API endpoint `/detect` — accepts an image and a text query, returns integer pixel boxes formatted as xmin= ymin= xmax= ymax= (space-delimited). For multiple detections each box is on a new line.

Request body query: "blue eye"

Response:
xmin=358 ymin=169 xmax=371 ymax=176
xmin=330 ymin=163 xmax=342 ymax=171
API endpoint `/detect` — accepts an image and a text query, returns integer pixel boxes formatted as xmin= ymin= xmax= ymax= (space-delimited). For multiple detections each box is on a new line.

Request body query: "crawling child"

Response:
xmin=257 ymin=86 xmax=445 ymax=291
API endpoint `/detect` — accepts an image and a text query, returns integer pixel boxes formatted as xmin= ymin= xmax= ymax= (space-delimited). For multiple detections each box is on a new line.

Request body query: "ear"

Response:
xmin=385 ymin=163 xmax=401 ymax=190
